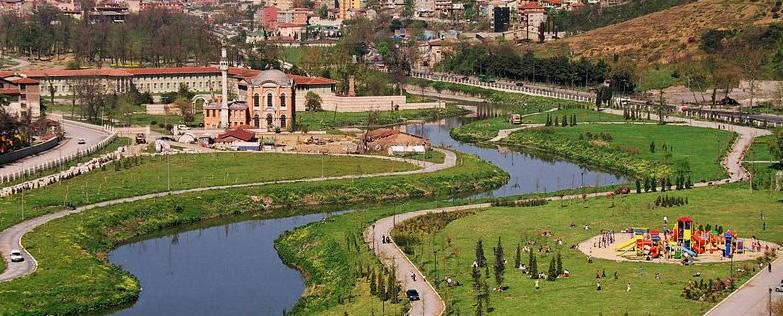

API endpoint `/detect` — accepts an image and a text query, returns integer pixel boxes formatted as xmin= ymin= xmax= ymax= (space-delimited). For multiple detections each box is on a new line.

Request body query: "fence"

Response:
xmin=0 ymin=137 xmax=60 ymax=165
xmin=0 ymin=120 xmax=117 ymax=185
xmin=410 ymin=72 xmax=596 ymax=104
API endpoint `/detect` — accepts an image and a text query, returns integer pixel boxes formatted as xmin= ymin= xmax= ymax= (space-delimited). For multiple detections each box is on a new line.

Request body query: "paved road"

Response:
xmin=0 ymin=120 xmax=111 ymax=180
xmin=706 ymin=254 xmax=783 ymax=316
xmin=370 ymin=101 xmax=772 ymax=316
xmin=0 ymin=148 xmax=457 ymax=282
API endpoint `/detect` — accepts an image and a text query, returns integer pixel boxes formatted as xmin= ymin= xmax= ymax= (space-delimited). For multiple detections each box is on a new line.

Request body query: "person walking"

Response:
xmin=596 ymin=281 xmax=602 ymax=291
xmin=411 ymin=272 xmax=417 ymax=282
xmin=535 ymin=279 xmax=540 ymax=290
xmin=626 ymin=283 xmax=631 ymax=292
xmin=769 ymin=262 xmax=773 ymax=273
xmin=663 ymin=216 xmax=668 ymax=225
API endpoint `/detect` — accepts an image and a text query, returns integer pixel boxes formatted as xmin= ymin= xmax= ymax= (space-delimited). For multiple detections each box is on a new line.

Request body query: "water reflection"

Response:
xmin=109 ymin=212 xmax=337 ymax=316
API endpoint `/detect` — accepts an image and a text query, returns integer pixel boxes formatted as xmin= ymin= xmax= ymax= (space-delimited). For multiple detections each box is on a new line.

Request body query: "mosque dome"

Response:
xmin=251 ymin=69 xmax=292 ymax=86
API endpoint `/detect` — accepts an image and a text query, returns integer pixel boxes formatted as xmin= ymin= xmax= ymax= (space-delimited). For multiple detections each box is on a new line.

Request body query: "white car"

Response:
xmin=176 ymin=125 xmax=190 ymax=131
xmin=10 ymin=249 xmax=23 ymax=262
xmin=77 ymin=138 xmax=86 ymax=145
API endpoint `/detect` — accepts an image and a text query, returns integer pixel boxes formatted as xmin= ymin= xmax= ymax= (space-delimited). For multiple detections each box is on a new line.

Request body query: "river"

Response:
xmin=108 ymin=102 xmax=627 ymax=315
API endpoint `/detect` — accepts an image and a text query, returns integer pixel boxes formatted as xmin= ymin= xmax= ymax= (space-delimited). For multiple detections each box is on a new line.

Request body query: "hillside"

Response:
xmin=550 ymin=0 xmax=777 ymax=65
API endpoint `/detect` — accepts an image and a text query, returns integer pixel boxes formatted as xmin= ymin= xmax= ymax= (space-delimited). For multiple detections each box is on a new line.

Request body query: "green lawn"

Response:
xmin=0 ymin=153 xmax=416 ymax=235
xmin=521 ymin=108 xmax=629 ymax=124
xmin=399 ymin=149 xmax=446 ymax=164
xmin=500 ymin=124 xmax=734 ymax=181
xmin=297 ymin=105 xmax=470 ymax=130
xmin=403 ymin=184 xmax=783 ymax=315
xmin=0 ymin=153 xmax=507 ymax=315
xmin=638 ymin=64 xmax=680 ymax=92
xmin=748 ymin=135 xmax=777 ymax=162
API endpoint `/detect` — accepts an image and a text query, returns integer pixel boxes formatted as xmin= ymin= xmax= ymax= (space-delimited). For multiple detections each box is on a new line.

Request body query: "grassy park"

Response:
xmin=0 ymin=152 xmax=506 ymax=315
xmin=400 ymin=184 xmax=783 ymax=315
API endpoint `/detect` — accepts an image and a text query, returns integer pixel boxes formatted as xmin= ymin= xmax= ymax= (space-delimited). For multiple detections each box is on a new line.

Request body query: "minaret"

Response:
xmin=219 ymin=46 xmax=229 ymax=129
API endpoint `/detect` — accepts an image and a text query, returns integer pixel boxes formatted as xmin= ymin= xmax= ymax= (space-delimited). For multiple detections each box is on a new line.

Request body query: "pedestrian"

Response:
xmin=411 ymin=272 xmax=416 ymax=282
xmin=601 ymin=270 xmax=606 ymax=278
xmin=663 ymin=216 xmax=668 ymax=225
xmin=614 ymin=271 xmax=618 ymax=280
xmin=769 ymin=263 xmax=772 ymax=272
xmin=535 ymin=279 xmax=540 ymax=289
xmin=626 ymin=283 xmax=631 ymax=292
xmin=596 ymin=281 xmax=602 ymax=291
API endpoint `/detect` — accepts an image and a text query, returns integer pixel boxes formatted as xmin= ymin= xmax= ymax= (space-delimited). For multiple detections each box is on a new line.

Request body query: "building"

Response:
xmin=518 ymin=1 xmax=546 ymax=35
xmin=260 ymin=5 xmax=279 ymax=29
xmin=268 ymin=0 xmax=293 ymax=10
xmin=492 ymin=6 xmax=510 ymax=32
xmin=0 ymin=74 xmax=40 ymax=119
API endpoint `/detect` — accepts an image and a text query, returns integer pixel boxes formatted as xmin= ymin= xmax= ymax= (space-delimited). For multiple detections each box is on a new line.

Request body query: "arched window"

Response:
xmin=253 ymin=94 xmax=260 ymax=108
xmin=280 ymin=115 xmax=287 ymax=128
xmin=266 ymin=114 xmax=273 ymax=127
xmin=280 ymin=93 xmax=286 ymax=108
xmin=267 ymin=93 xmax=273 ymax=108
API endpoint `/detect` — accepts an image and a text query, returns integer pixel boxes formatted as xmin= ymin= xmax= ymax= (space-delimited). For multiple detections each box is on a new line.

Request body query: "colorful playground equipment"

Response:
xmin=614 ymin=216 xmax=749 ymax=261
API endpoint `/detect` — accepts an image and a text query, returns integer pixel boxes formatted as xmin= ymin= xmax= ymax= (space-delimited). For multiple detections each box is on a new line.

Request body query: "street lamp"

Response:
xmin=433 ymin=249 xmax=439 ymax=289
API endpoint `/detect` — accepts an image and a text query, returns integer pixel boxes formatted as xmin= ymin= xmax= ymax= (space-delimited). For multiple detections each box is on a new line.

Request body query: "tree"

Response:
xmin=771 ymin=128 xmax=783 ymax=161
xmin=369 ymin=269 xmax=377 ymax=295
xmin=514 ymin=243 xmax=521 ymax=269
xmin=529 ymin=250 xmax=538 ymax=279
xmin=547 ymin=256 xmax=557 ymax=281
xmin=475 ymin=239 xmax=486 ymax=267
xmin=174 ymin=97 xmax=194 ymax=125
xmin=556 ymin=252 xmax=563 ymax=276
xmin=305 ymin=91 xmax=322 ymax=111
xmin=493 ymin=237 xmax=505 ymax=289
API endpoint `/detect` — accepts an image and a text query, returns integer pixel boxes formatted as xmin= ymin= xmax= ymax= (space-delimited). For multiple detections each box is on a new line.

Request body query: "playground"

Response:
xmin=578 ymin=216 xmax=777 ymax=264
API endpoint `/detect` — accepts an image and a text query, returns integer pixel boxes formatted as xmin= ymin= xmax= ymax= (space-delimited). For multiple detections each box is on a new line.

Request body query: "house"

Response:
xmin=0 ymin=74 xmax=41 ymax=119
xmin=216 ymin=129 xmax=257 ymax=143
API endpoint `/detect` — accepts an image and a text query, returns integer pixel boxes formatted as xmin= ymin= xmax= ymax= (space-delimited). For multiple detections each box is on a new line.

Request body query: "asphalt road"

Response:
xmin=0 ymin=120 xmax=110 ymax=180
xmin=0 ymin=149 xmax=456 ymax=282
xmin=705 ymin=254 xmax=783 ymax=316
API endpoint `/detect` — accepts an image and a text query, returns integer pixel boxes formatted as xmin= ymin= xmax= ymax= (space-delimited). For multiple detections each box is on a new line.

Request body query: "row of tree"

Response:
xmin=0 ymin=6 xmax=220 ymax=67
xmin=439 ymin=42 xmax=631 ymax=89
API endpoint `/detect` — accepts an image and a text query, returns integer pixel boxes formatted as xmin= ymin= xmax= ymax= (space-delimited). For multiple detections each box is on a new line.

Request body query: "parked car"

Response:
xmin=515 ymin=81 xmax=525 ymax=87
xmin=135 ymin=133 xmax=147 ymax=145
xmin=177 ymin=125 xmax=190 ymax=131
xmin=509 ymin=114 xmax=522 ymax=125
xmin=776 ymin=284 xmax=783 ymax=292
xmin=406 ymin=289 xmax=420 ymax=301
xmin=10 ymin=249 xmax=23 ymax=262
xmin=77 ymin=138 xmax=86 ymax=145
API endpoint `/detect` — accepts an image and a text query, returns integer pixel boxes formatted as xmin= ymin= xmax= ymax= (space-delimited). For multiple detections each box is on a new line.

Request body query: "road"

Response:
xmin=706 ymin=254 xmax=783 ymax=316
xmin=0 ymin=120 xmax=111 ymax=181
xmin=0 ymin=148 xmax=457 ymax=282
xmin=369 ymin=92 xmax=772 ymax=316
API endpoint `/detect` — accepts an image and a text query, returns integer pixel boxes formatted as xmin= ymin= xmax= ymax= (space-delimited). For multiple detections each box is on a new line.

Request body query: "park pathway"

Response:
xmin=370 ymin=106 xmax=773 ymax=316
xmin=0 ymin=149 xmax=457 ymax=282
xmin=705 ymin=255 xmax=783 ymax=316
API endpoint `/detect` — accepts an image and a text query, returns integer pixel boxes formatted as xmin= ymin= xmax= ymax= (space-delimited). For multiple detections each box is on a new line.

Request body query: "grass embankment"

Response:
xmin=0 ymin=153 xmax=416 ymax=234
xmin=403 ymin=184 xmax=783 ymax=315
xmin=0 ymin=153 xmax=507 ymax=315
xmin=2 ymin=137 xmax=133 ymax=187
xmin=275 ymin=154 xmax=508 ymax=315
xmin=748 ymin=135 xmax=777 ymax=162
xmin=297 ymin=105 xmax=470 ymax=131
xmin=498 ymin=124 xmax=734 ymax=181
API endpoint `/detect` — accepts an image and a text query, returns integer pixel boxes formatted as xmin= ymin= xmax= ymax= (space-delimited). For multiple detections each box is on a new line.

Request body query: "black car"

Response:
xmin=406 ymin=289 xmax=420 ymax=301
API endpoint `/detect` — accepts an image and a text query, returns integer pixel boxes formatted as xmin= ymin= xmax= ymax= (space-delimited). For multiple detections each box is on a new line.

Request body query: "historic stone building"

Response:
xmin=0 ymin=74 xmax=40 ymax=119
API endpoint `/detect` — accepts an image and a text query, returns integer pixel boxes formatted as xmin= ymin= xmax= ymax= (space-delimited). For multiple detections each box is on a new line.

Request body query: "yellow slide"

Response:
xmin=614 ymin=238 xmax=636 ymax=252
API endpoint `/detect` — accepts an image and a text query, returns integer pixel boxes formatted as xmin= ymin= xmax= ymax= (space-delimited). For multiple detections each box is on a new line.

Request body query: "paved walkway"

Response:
xmin=0 ymin=149 xmax=457 ymax=282
xmin=370 ymin=107 xmax=773 ymax=316
xmin=706 ymin=254 xmax=783 ymax=316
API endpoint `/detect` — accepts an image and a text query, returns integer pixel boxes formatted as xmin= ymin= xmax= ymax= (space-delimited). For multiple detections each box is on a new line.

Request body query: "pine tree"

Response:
xmin=635 ymin=178 xmax=641 ymax=193
xmin=650 ymin=141 xmax=656 ymax=153
xmin=547 ymin=256 xmax=557 ymax=281
xmin=562 ymin=114 xmax=568 ymax=127
xmin=529 ymin=251 xmax=538 ymax=279
xmin=482 ymin=275 xmax=491 ymax=312
xmin=369 ymin=269 xmax=377 ymax=296
xmin=572 ymin=114 xmax=577 ymax=126
xmin=556 ymin=252 xmax=563 ymax=276
xmin=554 ymin=116 xmax=559 ymax=126
xmin=494 ymin=237 xmax=505 ymax=289
xmin=514 ymin=243 xmax=521 ymax=269
xmin=475 ymin=239 xmax=486 ymax=267
xmin=475 ymin=295 xmax=484 ymax=316
xmin=377 ymin=270 xmax=385 ymax=300
xmin=472 ymin=264 xmax=481 ymax=290
xmin=644 ymin=177 xmax=650 ymax=192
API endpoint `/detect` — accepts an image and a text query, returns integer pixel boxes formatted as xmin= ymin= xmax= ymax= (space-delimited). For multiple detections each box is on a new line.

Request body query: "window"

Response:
xmin=266 ymin=114 xmax=273 ymax=127
xmin=280 ymin=93 xmax=286 ymax=108
xmin=253 ymin=94 xmax=260 ymax=108
xmin=280 ymin=115 xmax=287 ymax=128
xmin=267 ymin=93 xmax=273 ymax=108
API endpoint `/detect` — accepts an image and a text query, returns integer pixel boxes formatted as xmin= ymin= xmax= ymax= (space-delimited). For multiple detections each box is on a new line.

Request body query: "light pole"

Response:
xmin=433 ymin=249 xmax=439 ymax=289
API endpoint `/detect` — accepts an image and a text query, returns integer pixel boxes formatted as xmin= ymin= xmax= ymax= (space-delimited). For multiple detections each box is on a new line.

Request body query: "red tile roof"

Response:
xmin=519 ymin=2 xmax=545 ymax=10
xmin=217 ymin=129 xmax=256 ymax=142
xmin=0 ymin=87 xmax=20 ymax=95
xmin=290 ymin=74 xmax=337 ymax=85
xmin=125 ymin=67 xmax=219 ymax=76
xmin=9 ymin=77 xmax=39 ymax=84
